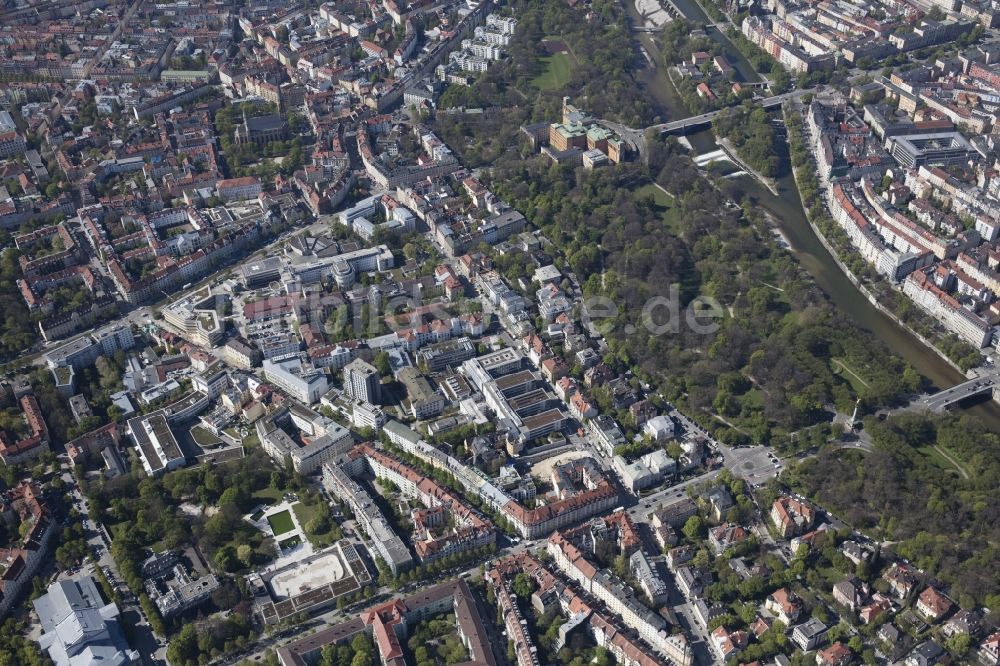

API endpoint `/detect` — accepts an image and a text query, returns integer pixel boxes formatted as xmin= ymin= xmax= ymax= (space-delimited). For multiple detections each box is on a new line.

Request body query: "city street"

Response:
xmin=57 ymin=453 xmax=167 ymax=665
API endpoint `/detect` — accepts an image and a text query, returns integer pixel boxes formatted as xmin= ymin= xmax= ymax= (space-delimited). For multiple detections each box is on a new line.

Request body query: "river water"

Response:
xmin=623 ymin=0 xmax=1000 ymax=429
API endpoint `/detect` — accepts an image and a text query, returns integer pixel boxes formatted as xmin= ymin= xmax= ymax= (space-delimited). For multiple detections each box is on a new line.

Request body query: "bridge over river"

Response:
xmin=909 ymin=372 xmax=1000 ymax=412
xmin=595 ymin=89 xmax=809 ymax=156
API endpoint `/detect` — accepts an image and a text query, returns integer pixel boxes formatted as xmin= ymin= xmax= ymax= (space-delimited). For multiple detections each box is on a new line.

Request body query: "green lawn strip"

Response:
xmin=266 ymin=509 xmax=295 ymax=535
xmin=532 ymin=52 xmax=574 ymax=90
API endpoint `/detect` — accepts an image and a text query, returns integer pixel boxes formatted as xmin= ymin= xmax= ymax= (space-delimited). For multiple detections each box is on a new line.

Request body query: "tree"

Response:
xmin=306 ymin=512 xmax=331 ymax=536
xmin=683 ymin=515 xmax=705 ymax=541
xmin=665 ymin=441 xmax=683 ymax=461
xmin=214 ymin=544 xmax=239 ymax=572
xmin=167 ymin=624 xmax=199 ymax=666
xmin=327 ymin=304 xmax=353 ymax=341
xmin=236 ymin=543 xmax=254 ymax=567
xmin=945 ymin=633 xmax=971 ymax=658
xmin=140 ymin=593 xmax=167 ymax=636
xmin=812 ymin=604 xmax=830 ymax=624
xmin=512 ymin=572 xmax=535 ymax=599
xmin=374 ymin=351 xmax=392 ymax=377
xmin=349 ymin=634 xmax=375 ymax=666
xmin=94 ymin=355 xmax=121 ymax=391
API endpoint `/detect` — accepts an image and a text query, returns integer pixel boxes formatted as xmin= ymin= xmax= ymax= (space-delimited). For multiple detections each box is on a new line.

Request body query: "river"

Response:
xmin=621 ymin=0 xmax=1000 ymax=430
xmin=729 ymin=132 xmax=1000 ymax=432
xmin=624 ymin=0 xmax=761 ymax=111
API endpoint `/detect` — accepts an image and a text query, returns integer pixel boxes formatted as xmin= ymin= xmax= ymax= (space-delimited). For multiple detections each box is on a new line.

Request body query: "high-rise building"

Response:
xmin=343 ymin=358 xmax=381 ymax=404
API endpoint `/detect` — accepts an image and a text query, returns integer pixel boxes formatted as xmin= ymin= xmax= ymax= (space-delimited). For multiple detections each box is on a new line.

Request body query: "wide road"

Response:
xmin=626 ymin=442 xmax=779 ymax=523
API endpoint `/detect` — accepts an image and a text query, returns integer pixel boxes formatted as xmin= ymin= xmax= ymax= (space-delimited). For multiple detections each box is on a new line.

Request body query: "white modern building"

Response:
xmin=33 ymin=576 xmax=139 ymax=666
xmin=613 ymin=449 xmax=676 ymax=492
xmin=161 ymin=289 xmax=224 ymax=347
xmin=191 ymin=366 xmax=228 ymax=399
xmin=351 ymin=400 xmax=387 ymax=430
xmin=263 ymin=356 xmax=329 ymax=404
xmin=128 ymin=412 xmax=186 ymax=477
xmin=45 ymin=324 xmax=136 ymax=371
xmin=644 ymin=415 xmax=677 ymax=442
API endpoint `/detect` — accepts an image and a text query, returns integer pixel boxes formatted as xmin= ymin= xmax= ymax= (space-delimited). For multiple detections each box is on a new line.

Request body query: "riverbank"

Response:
xmin=624 ymin=0 xmax=765 ymax=123
xmin=780 ymin=104 xmax=972 ymax=379
xmin=717 ymin=136 xmax=779 ymax=196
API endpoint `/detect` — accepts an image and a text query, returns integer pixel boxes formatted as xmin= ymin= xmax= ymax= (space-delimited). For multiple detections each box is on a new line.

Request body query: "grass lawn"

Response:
xmin=292 ymin=501 xmax=319 ymax=527
xmin=634 ymin=182 xmax=673 ymax=206
xmin=267 ymin=509 xmax=295 ymax=536
xmin=253 ymin=483 xmax=283 ymax=505
xmin=737 ymin=388 xmax=764 ymax=412
xmin=633 ymin=183 xmax=682 ymax=233
xmin=915 ymin=444 xmax=970 ymax=478
xmin=191 ymin=426 xmax=221 ymax=446
xmin=532 ymin=52 xmax=574 ymax=90
xmin=293 ymin=501 xmax=339 ymax=548
xmin=830 ymin=358 xmax=870 ymax=395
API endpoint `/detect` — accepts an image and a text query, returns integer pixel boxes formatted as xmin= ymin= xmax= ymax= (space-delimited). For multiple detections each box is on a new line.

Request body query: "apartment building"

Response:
xmin=415 ymin=337 xmax=476 ymax=372
xmin=0 ymin=482 xmax=54 ymax=617
xmin=342 ymin=358 xmax=381 ymax=404
xmin=547 ymin=532 xmax=692 ymax=665
xmin=828 ymin=182 xmax=932 ymax=281
xmin=256 ymin=405 xmax=353 ymax=475
xmin=44 ymin=324 xmax=136 ymax=371
xmin=903 ymin=269 xmax=993 ymax=347
xmin=504 ymin=458 xmax=618 ymax=538
xmin=0 ymin=111 xmax=26 ymax=158
xmin=276 ymin=580 xmax=494 ymax=666
xmin=191 ymin=366 xmax=229 ymax=400
xmin=350 ymin=400 xmax=387 ymax=430
xmin=770 ymin=496 xmax=816 ymax=538
xmin=399 ymin=367 xmax=444 ymax=419
xmin=358 ymin=445 xmax=494 ymax=564
xmin=216 ymin=176 xmax=262 ymax=202
xmin=223 ymin=336 xmax=263 ymax=369
xmin=0 ymin=395 xmax=50 ymax=466
xmin=630 ymin=549 xmax=670 ymax=606
xmin=129 ymin=411 xmax=187 ymax=477
xmin=490 ymin=572 xmax=540 ymax=666
xmin=322 ymin=460 xmax=412 ymax=575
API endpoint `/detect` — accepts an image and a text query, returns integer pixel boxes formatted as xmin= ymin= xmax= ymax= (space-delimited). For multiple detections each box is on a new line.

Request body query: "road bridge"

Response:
xmin=650 ymin=89 xmax=803 ymax=135
xmin=595 ymin=89 xmax=809 ymax=158
xmin=910 ymin=372 xmax=1000 ymax=412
